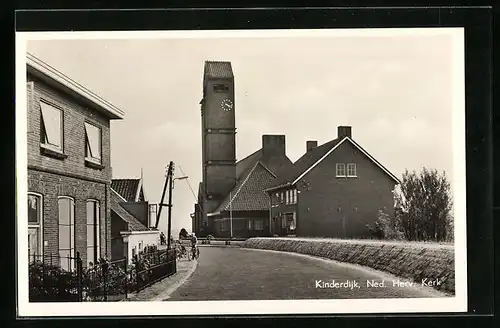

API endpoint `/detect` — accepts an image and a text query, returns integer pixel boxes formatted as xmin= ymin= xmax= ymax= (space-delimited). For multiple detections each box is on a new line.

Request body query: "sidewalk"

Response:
xmin=124 ymin=258 xmax=198 ymax=302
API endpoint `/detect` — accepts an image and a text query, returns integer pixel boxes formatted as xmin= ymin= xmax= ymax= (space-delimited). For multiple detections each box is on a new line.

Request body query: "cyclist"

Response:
xmin=191 ymin=233 xmax=198 ymax=260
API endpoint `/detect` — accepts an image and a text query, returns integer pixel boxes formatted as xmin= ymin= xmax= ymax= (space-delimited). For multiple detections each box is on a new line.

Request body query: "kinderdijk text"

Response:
xmin=314 ymin=278 xmax=442 ymax=289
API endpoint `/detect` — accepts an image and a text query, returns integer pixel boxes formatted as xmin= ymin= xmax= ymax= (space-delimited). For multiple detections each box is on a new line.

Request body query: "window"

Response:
xmin=213 ymin=84 xmax=229 ymax=92
xmin=280 ymin=192 xmax=284 ymax=203
xmin=85 ymin=122 xmax=102 ymax=164
xmin=290 ymin=212 xmax=297 ymax=230
xmin=138 ymin=242 xmax=143 ymax=253
xmin=86 ymin=200 xmax=100 ymax=266
xmin=285 ymin=190 xmax=289 ymax=204
xmin=336 ymin=163 xmax=346 ymax=177
xmin=132 ymin=247 xmax=137 ymax=258
xmin=247 ymin=220 xmax=253 ymax=230
xmin=347 ymin=163 xmax=357 ymax=177
xmin=149 ymin=204 xmax=157 ymax=228
xmin=40 ymin=101 xmax=63 ymax=152
xmin=220 ymin=220 xmax=226 ymax=232
xmin=58 ymin=197 xmax=75 ymax=271
xmin=254 ymin=220 xmax=263 ymax=231
xmin=291 ymin=189 xmax=297 ymax=204
xmin=28 ymin=193 xmax=43 ymax=262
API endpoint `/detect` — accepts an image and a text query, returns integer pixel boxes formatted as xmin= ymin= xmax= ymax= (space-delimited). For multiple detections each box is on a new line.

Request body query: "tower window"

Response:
xmin=213 ymin=84 xmax=229 ymax=92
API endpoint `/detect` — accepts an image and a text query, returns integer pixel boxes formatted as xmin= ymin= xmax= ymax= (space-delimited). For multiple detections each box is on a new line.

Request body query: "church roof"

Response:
xmin=213 ymin=161 xmax=277 ymax=212
xmin=211 ymin=149 xmax=294 ymax=214
xmin=204 ymin=61 xmax=234 ymax=81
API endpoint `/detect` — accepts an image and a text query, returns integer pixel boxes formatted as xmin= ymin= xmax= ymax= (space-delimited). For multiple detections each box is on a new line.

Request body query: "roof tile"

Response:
xmin=204 ymin=61 xmax=234 ymax=80
xmin=111 ymin=179 xmax=140 ymax=202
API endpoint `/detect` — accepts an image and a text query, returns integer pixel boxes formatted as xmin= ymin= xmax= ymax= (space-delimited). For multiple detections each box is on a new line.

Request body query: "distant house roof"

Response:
xmin=110 ymin=189 xmax=150 ymax=232
xmin=266 ymin=136 xmax=400 ymax=191
xmin=204 ymin=61 xmax=234 ymax=80
xmin=26 ymin=53 xmax=124 ymax=120
xmin=111 ymin=179 xmax=143 ymax=202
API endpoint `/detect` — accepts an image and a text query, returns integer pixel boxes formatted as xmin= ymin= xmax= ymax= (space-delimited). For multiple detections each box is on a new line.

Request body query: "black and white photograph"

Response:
xmin=16 ymin=28 xmax=466 ymax=316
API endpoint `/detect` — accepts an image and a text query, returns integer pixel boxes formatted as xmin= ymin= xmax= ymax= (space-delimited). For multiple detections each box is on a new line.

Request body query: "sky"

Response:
xmin=25 ymin=30 xmax=458 ymax=236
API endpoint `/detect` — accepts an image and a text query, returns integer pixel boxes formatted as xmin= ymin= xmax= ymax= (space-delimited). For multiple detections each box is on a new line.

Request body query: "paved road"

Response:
xmin=167 ymin=247 xmax=448 ymax=301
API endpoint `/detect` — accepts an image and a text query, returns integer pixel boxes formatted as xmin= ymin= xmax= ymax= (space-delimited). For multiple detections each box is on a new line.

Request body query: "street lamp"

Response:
xmin=172 ymin=176 xmax=188 ymax=190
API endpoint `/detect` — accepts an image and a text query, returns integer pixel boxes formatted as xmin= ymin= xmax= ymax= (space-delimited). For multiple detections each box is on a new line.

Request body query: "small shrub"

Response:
xmin=366 ymin=210 xmax=405 ymax=240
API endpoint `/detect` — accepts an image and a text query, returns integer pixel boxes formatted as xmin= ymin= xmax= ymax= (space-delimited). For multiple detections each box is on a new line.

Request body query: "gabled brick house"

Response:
xmin=265 ymin=126 xmax=400 ymax=238
xmin=26 ymin=53 xmax=124 ymax=270
xmin=110 ymin=178 xmax=160 ymax=262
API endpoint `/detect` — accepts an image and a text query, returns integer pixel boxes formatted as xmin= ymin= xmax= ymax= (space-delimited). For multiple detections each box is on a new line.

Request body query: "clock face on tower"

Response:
xmin=220 ymin=98 xmax=233 ymax=111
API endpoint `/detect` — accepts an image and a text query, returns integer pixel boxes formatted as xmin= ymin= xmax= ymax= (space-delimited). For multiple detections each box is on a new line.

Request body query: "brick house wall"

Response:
xmin=26 ymin=74 xmax=114 ymax=263
xmin=295 ymin=140 xmax=397 ymax=238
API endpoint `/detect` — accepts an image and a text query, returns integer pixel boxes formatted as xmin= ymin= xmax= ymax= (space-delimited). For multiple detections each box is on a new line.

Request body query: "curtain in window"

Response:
xmin=28 ymin=194 xmax=42 ymax=261
xmin=86 ymin=200 xmax=100 ymax=266
xmin=58 ymin=197 xmax=75 ymax=271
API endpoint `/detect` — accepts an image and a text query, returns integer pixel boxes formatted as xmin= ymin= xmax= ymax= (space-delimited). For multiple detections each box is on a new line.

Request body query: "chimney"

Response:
xmin=306 ymin=140 xmax=318 ymax=152
xmin=262 ymin=135 xmax=286 ymax=157
xmin=338 ymin=126 xmax=352 ymax=139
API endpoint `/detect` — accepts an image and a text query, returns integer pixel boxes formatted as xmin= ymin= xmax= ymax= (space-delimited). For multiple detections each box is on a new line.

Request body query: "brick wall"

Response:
xmin=28 ymin=170 xmax=111 ymax=264
xmin=26 ymin=74 xmax=114 ymax=264
xmin=27 ymin=76 xmax=112 ymax=182
xmin=296 ymin=141 xmax=397 ymax=238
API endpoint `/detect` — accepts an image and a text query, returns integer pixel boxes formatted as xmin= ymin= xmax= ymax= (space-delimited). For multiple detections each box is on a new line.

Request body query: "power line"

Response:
xmin=178 ymin=165 xmax=205 ymax=216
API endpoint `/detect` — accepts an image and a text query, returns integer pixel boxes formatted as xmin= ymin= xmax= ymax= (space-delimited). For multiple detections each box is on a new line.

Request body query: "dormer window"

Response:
xmin=336 ymin=163 xmax=346 ymax=177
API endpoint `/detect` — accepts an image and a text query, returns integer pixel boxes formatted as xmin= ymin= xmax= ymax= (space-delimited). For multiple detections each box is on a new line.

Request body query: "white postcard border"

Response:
xmin=16 ymin=27 xmax=467 ymax=317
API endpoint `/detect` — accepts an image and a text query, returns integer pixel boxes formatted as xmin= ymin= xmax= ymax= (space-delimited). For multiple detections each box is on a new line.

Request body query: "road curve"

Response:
xmin=167 ymin=247 xmax=449 ymax=301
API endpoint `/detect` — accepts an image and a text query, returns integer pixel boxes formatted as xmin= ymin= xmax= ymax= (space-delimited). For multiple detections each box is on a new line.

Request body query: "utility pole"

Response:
xmin=156 ymin=161 xmax=174 ymax=250
xmin=167 ymin=162 xmax=174 ymax=250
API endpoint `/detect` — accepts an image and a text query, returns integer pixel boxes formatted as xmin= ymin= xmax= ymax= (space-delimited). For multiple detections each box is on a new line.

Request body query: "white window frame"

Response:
xmin=40 ymin=101 xmax=63 ymax=152
xmin=28 ymin=192 xmax=43 ymax=262
xmin=86 ymin=200 xmax=100 ymax=266
xmin=247 ymin=219 xmax=253 ymax=230
xmin=254 ymin=220 xmax=264 ymax=231
xmin=148 ymin=204 xmax=157 ymax=228
xmin=58 ymin=196 xmax=75 ymax=271
xmin=84 ymin=122 xmax=102 ymax=164
xmin=336 ymin=163 xmax=346 ymax=177
xmin=347 ymin=163 xmax=357 ymax=177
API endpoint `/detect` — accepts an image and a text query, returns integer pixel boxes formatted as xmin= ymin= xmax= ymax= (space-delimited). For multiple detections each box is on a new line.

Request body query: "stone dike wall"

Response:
xmin=242 ymin=237 xmax=455 ymax=294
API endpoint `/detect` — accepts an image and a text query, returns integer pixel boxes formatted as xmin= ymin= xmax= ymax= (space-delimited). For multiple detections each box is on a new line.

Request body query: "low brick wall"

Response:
xmin=242 ymin=237 xmax=455 ymax=294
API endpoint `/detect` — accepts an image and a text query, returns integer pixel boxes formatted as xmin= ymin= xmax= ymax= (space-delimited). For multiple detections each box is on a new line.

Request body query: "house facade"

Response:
xmin=26 ymin=53 xmax=124 ymax=270
xmin=266 ymin=126 xmax=400 ymax=238
xmin=110 ymin=178 xmax=160 ymax=263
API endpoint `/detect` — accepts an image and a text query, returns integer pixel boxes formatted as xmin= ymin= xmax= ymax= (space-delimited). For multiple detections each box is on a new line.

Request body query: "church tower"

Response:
xmin=199 ymin=61 xmax=236 ymax=235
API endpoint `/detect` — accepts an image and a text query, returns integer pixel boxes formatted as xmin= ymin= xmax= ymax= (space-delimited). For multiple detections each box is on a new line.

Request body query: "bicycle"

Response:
xmin=191 ymin=244 xmax=200 ymax=260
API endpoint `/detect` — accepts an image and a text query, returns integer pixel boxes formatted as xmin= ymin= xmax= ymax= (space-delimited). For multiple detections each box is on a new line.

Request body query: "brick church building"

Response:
xmin=193 ymin=61 xmax=400 ymax=239
xmin=192 ymin=61 xmax=294 ymax=238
